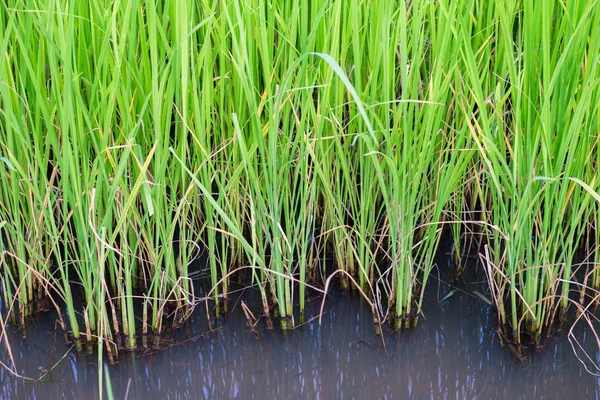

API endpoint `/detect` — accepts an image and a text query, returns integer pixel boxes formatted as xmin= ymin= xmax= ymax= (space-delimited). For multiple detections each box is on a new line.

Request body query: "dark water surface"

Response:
xmin=2 ymin=265 xmax=600 ymax=399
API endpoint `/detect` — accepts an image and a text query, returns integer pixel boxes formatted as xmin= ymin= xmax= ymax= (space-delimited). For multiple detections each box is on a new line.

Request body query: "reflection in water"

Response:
xmin=2 ymin=279 xmax=600 ymax=399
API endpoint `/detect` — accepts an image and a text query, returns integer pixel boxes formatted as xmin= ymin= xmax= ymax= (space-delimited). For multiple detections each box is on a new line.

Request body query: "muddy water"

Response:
xmin=2 ymin=270 xmax=600 ymax=399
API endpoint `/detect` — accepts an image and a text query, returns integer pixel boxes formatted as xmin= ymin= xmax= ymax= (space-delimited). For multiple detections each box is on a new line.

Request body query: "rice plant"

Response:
xmin=462 ymin=0 xmax=600 ymax=346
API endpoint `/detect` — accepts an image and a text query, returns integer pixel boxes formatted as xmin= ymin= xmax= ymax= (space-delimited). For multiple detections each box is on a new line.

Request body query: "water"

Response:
xmin=2 ymin=267 xmax=600 ymax=399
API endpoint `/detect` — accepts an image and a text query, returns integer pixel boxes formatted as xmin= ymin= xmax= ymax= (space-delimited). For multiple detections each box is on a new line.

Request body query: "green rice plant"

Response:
xmin=378 ymin=0 xmax=476 ymax=328
xmin=462 ymin=0 xmax=600 ymax=346
xmin=0 ymin=0 xmax=203 ymax=353
xmin=0 ymin=3 xmax=77 ymax=335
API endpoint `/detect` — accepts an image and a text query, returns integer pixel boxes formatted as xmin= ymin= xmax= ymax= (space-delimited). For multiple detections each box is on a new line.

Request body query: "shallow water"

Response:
xmin=2 ymin=264 xmax=600 ymax=399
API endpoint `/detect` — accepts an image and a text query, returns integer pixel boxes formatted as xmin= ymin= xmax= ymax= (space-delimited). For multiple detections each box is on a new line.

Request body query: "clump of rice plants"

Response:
xmin=461 ymin=0 xmax=600 ymax=347
xmin=1 ymin=0 xmax=599 ymax=366
xmin=0 ymin=0 xmax=202 ymax=355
